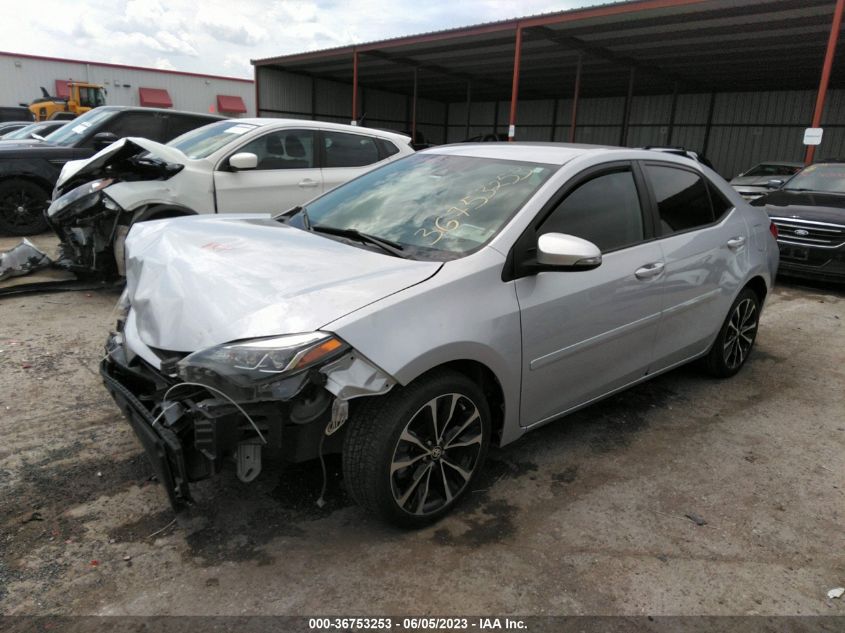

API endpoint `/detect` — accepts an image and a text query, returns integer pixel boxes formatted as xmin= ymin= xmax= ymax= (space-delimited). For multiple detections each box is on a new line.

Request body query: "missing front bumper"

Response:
xmin=100 ymin=359 xmax=193 ymax=509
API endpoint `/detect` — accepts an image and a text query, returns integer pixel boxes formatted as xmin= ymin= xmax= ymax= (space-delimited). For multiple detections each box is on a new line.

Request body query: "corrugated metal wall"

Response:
xmin=0 ymin=53 xmax=255 ymax=116
xmin=257 ymin=67 xmax=447 ymax=143
xmin=258 ymin=65 xmax=845 ymax=176
xmin=446 ymin=90 xmax=845 ymax=176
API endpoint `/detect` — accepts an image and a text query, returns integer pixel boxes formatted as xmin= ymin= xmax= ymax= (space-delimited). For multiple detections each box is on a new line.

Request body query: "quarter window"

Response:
xmin=238 ymin=130 xmax=316 ymax=170
xmin=645 ymin=165 xmax=714 ymax=234
xmin=323 ymin=131 xmax=380 ymax=168
xmin=540 ymin=170 xmax=645 ymax=252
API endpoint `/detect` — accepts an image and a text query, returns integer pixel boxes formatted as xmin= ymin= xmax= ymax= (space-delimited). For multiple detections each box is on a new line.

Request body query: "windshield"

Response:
xmin=744 ymin=163 xmax=801 ymax=178
xmin=784 ymin=163 xmax=845 ymax=193
xmin=167 ymin=120 xmax=258 ymax=158
xmin=301 ymin=153 xmax=556 ymax=260
xmin=42 ymin=108 xmax=118 ymax=146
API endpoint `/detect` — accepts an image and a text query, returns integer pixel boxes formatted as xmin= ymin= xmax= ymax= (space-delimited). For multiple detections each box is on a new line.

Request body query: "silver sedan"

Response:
xmin=102 ymin=143 xmax=779 ymax=527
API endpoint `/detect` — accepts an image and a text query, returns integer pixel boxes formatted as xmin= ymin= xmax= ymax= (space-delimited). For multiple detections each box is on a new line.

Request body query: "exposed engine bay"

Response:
xmin=46 ymin=140 xmax=183 ymax=278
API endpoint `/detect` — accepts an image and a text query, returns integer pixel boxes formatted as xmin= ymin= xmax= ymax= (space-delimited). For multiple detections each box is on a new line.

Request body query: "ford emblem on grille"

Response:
xmin=794 ymin=229 xmax=810 ymax=237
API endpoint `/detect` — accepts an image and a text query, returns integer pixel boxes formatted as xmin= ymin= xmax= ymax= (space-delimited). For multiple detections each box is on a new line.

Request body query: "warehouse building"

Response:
xmin=0 ymin=51 xmax=254 ymax=117
xmin=253 ymin=0 xmax=845 ymax=178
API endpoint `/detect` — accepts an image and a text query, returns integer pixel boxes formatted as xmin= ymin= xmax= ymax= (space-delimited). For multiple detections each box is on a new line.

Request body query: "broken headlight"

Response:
xmin=47 ymin=178 xmax=115 ymax=220
xmin=177 ymin=332 xmax=348 ymax=388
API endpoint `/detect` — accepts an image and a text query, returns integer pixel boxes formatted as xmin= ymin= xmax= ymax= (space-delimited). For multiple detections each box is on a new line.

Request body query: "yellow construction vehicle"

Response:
xmin=29 ymin=82 xmax=107 ymax=121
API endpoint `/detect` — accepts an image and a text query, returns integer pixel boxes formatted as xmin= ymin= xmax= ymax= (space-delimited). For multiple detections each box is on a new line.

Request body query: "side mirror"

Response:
xmin=536 ymin=233 xmax=602 ymax=270
xmin=229 ymin=152 xmax=258 ymax=171
xmin=92 ymin=132 xmax=118 ymax=149
xmin=765 ymin=178 xmax=784 ymax=189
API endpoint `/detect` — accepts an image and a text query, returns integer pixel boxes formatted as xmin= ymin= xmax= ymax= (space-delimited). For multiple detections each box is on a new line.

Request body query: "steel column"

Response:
xmin=550 ymin=98 xmax=559 ymax=141
xmin=411 ymin=67 xmax=419 ymax=144
xmin=351 ymin=49 xmax=359 ymax=124
xmin=620 ymin=67 xmax=636 ymax=146
xmin=508 ymin=26 xmax=523 ymax=141
xmin=464 ymin=81 xmax=472 ymax=140
xmin=805 ymin=0 xmax=845 ymax=165
xmin=667 ymin=81 xmax=679 ymax=145
xmin=569 ymin=53 xmax=582 ymax=142
xmin=310 ymin=76 xmax=316 ymax=120
xmin=701 ymin=91 xmax=717 ymax=157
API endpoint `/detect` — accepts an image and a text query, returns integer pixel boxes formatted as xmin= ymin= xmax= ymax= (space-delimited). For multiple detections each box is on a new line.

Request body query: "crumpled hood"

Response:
xmin=57 ymin=137 xmax=187 ymax=190
xmin=125 ymin=215 xmax=442 ymax=352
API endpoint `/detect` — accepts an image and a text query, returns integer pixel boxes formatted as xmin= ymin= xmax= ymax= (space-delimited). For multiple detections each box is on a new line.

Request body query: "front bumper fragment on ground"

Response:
xmin=100 ymin=359 xmax=193 ymax=509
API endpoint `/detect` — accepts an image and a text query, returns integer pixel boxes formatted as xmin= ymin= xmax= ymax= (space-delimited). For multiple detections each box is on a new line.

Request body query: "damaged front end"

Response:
xmin=46 ymin=141 xmax=183 ymax=279
xmin=101 ymin=312 xmax=394 ymax=509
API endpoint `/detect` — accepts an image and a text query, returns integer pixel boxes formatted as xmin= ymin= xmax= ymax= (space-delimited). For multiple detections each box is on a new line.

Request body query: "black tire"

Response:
xmin=343 ymin=369 xmax=491 ymax=528
xmin=0 ymin=179 xmax=51 ymax=235
xmin=704 ymin=287 xmax=760 ymax=378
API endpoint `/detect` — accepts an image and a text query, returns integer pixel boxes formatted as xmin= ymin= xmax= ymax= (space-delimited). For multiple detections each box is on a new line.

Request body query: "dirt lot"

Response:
xmin=0 ymin=240 xmax=843 ymax=616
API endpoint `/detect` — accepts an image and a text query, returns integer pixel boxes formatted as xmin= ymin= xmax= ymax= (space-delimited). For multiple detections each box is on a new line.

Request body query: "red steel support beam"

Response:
xmin=508 ymin=26 xmax=523 ymax=141
xmin=805 ymin=0 xmax=845 ymax=165
xmin=351 ymin=48 xmax=359 ymax=123
xmin=569 ymin=53 xmax=582 ymax=142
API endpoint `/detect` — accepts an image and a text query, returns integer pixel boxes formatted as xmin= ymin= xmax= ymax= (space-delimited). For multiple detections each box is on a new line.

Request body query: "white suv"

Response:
xmin=47 ymin=120 xmax=413 ymax=276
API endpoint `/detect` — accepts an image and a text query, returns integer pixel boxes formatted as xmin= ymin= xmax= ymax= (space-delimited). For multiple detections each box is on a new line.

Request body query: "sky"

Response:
xmin=0 ymin=0 xmax=603 ymax=79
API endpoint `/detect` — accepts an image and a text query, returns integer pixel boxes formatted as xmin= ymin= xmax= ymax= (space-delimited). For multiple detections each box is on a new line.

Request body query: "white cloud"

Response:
xmin=0 ymin=0 xmax=601 ymax=78
xmin=154 ymin=57 xmax=176 ymax=71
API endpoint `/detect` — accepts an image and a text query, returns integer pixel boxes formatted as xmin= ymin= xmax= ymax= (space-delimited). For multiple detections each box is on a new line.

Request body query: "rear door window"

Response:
xmin=644 ymin=164 xmax=715 ymax=234
xmin=540 ymin=168 xmax=645 ymax=252
xmin=323 ymin=131 xmax=381 ymax=168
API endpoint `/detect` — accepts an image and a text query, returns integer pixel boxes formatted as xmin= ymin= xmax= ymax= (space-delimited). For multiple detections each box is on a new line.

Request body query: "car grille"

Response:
xmin=771 ymin=217 xmax=845 ymax=248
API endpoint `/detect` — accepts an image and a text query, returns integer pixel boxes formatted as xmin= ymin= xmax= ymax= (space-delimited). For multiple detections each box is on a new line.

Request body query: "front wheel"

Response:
xmin=0 ymin=179 xmax=50 ymax=235
xmin=704 ymin=287 xmax=760 ymax=378
xmin=343 ymin=370 xmax=491 ymax=528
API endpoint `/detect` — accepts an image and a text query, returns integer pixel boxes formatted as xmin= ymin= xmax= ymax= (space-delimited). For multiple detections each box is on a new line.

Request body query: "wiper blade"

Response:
xmin=312 ymin=225 xmax=406 ymax=258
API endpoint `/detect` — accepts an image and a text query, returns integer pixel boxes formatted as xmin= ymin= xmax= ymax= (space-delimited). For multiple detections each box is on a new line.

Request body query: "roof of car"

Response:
xmin=231 ymin=118 xmax=411 ymax=142
xmin=425 ymin=142 xmax=709 ymax=168
xmin=94 ymin=105 xmax=224 ymax=119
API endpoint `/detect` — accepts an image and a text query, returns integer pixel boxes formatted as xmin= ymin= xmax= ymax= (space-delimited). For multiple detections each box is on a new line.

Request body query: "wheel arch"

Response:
xmin=398 ymin=358 xmax=508 ymax=446
xmin=0 ymin=173 xmax=55 ymax=193
xmin=743 ymin=275 xmax=768 ymax=306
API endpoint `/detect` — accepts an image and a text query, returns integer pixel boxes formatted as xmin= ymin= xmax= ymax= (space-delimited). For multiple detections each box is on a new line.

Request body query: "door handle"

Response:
xmin=727 ymin=236 xmax=746 ymax=250
xmin=635 ymin=262 xmax=665 ymax=280
xmin=298 ymin=178 xmax=319 ymax=188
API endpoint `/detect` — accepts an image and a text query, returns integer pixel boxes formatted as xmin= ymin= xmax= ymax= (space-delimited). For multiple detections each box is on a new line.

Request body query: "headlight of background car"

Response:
xmin=47 ymin=178 xmax=115 ymax=220
xmin=177 ymin=332 xmax=347 ymax=388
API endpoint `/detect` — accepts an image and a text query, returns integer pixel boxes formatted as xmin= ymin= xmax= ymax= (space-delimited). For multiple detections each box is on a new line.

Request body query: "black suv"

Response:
xmin=0 ymin=106 xmax=223 ymax=235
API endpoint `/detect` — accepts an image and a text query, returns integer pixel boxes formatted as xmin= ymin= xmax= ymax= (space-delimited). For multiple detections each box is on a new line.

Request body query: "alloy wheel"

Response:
xmin=0 ymin=189 xmax=40 ymax=230
xmin=723 ymin=297 xmax=757 ymax=370
xmin=389 ymin=393 xmax=484 ymax=516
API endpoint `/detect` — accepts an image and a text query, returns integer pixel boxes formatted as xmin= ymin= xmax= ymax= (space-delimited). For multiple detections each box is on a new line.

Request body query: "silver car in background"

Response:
xmin=101 ymin=144 xmax=779 ymax=527
xmin=730 ymin=161 xmax=803 ymax=200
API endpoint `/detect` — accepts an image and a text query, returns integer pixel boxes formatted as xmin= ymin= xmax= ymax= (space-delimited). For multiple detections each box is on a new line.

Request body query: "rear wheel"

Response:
xmin=0 ymin=179 xmax=50 ymax=235
xmin=704 ymin=287 xmax=760 ymax=378
xmin=343 ymin=370 xmax=491 ymax=528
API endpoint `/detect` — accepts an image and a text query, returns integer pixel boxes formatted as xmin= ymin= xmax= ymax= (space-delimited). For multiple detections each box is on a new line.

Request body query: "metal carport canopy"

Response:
xmin=252 ymin=0 xmax=845 ymax=103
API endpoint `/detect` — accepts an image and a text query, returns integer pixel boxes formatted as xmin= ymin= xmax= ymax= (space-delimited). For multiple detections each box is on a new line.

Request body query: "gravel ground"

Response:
xmin=0 ymin=243 xmax=843 ymax=616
